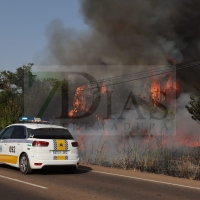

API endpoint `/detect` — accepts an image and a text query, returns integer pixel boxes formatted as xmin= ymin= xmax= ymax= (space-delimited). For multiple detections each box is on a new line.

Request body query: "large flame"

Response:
xmin=149 ymin=71 xmax=200 ymax=148
xmin=150 ymin=79 xmax=163 ymax=106
xmin=69 ymin=85 xmax=87 ymax=117
xmin=150 ymin=74 xmax=179 ymax=106
xmin=69 ymin=82 xmax=107 ymax=117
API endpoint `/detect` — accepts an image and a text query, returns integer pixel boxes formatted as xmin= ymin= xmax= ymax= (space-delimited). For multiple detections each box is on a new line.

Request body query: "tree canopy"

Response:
xmin=0 ymin=63 xmax=36 ymax=130
xmin=0 ymin=64 xmax=68 ymax=130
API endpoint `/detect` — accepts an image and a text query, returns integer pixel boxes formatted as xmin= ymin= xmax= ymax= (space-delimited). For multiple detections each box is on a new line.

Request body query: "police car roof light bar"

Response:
xmin=19 ymin=117 xmax=50 ymax=124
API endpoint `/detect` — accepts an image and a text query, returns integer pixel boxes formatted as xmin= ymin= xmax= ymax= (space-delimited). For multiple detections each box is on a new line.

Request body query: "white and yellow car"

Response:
xmin=0 ymin=117 xmax=79 ymax=174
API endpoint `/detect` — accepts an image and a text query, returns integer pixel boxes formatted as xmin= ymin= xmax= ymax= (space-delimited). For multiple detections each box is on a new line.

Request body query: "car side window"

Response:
xmin=11 ymin=126 xmax=26 ymax=139
xmin=0 ymin=126 xmax=15 ymax=139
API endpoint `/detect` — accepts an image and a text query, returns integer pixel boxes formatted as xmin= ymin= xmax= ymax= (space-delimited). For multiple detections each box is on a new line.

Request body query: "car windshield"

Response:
xmin=27 ymin=128 xmax=74 ymax=140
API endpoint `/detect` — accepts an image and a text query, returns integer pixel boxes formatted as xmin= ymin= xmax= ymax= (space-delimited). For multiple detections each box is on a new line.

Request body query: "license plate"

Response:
xmin=51 ymin=150 xmax=69 ymax=154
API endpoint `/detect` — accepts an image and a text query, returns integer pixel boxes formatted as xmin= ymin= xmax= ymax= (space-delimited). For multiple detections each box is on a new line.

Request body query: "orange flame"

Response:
xmin=150 ymin=74 xmax=179 ymax=106
xmin=150 ymin=80 xmax=163 ymax=106
xmin=101 ymin=82 xmax=107 ymax=94
xmin=69 ymin=85 xmax=87 ymax=117
xmin=177 ymin=132 xmax=200 ymax=147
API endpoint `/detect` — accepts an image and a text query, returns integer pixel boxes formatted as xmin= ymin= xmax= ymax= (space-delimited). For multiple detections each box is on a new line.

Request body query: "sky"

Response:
xmin=0 ymin=0 xmax=87 ymax=71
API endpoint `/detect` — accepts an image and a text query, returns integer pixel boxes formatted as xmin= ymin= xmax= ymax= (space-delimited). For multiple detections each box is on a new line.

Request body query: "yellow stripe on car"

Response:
xmin=0 ymin=155 xmax=18 ymax=164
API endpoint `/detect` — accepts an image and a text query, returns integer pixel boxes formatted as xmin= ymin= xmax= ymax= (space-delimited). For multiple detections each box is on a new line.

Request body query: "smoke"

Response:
xmin=35 ymin=0 xmax=200 ymax=141
xmin=37 ymin=0 xmax=200 ymax=92
xmin=41 ymin=0 xmax=200 ymax=67
xmin=176 ymin=93 xmax=200 ymax=133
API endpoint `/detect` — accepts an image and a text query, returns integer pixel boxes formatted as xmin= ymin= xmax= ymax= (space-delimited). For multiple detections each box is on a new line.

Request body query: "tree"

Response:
xmin=0 ymin=70 xmax=15 ymax=90
xmin=13 ymin=63 xmax=36 ymax=93
xmin=0 ymin=90 xmax=23 ymax=130
xmin=0 ymin=64 xmax=35 ymax=130
xmin=186 ymin=86 xmax=200 ymax=122
xmin=0 ymin=64 xmax=72 ymax=129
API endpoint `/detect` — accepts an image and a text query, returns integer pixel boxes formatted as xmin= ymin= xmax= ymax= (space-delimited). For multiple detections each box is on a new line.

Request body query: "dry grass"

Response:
xmin=78 ymin=134 xmax=200 ymax=180
xmin=176 ymin=157 xmax=200 ymax=179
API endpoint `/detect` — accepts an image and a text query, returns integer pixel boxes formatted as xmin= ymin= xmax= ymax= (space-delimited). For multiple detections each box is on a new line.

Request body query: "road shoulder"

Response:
xmin=79 ymin=163 xmax=200 ymax=189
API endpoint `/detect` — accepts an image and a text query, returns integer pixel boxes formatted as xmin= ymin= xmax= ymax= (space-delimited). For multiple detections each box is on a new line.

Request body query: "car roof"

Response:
xmin=7 ymin=123 xmax=67 ymax=130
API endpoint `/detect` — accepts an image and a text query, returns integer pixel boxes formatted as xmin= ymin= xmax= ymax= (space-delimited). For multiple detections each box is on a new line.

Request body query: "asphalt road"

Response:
xmin=0 ymin=164 xmax=200 ymax=200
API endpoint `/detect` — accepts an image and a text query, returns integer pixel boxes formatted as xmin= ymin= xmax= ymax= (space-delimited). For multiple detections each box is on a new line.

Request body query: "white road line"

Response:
xmin=0 ymin=175 xmax=48 ymax=189
xmin=79 ymin=168 xmax=200 ymax=190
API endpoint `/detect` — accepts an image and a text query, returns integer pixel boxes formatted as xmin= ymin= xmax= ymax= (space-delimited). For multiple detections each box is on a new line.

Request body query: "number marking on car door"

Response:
xmin=9 ymin=146 xmax=15 ymax=153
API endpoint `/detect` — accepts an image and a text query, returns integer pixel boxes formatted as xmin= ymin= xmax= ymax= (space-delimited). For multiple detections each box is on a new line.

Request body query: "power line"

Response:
xmin=65 ymin=65 xmax=171 ymax=90
xmin=25 ymin=60 xmax=200 ymax=95
xmin=63 ymin=60 xmax=200 ymax=90
xmin=57 ymin=60 xmax=200 ymax=95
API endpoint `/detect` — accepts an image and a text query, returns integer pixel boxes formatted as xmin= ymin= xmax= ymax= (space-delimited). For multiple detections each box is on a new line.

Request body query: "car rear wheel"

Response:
xmin=19 ymin=153 xmax=32 ymax=174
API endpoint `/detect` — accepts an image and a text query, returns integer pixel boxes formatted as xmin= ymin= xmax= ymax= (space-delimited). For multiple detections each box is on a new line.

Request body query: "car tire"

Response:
xmin=63 ymin=166 xmax=76 ymax=174
xmin=19 ymin=153 xmax=32 ymax=174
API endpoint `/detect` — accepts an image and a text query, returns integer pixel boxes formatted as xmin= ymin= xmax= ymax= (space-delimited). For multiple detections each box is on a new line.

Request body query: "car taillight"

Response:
xmin=32 ymin=141 xmax=49 ymax=147
xmin=71 ymin=142 xmax=79 ymax=147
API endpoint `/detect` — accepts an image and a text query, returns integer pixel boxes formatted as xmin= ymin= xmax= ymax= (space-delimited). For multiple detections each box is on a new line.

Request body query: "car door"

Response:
xmin=0 ymin=126 xmax=15 ymax=163
xmin=8 ymin=125 xmax=27 ymax=165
